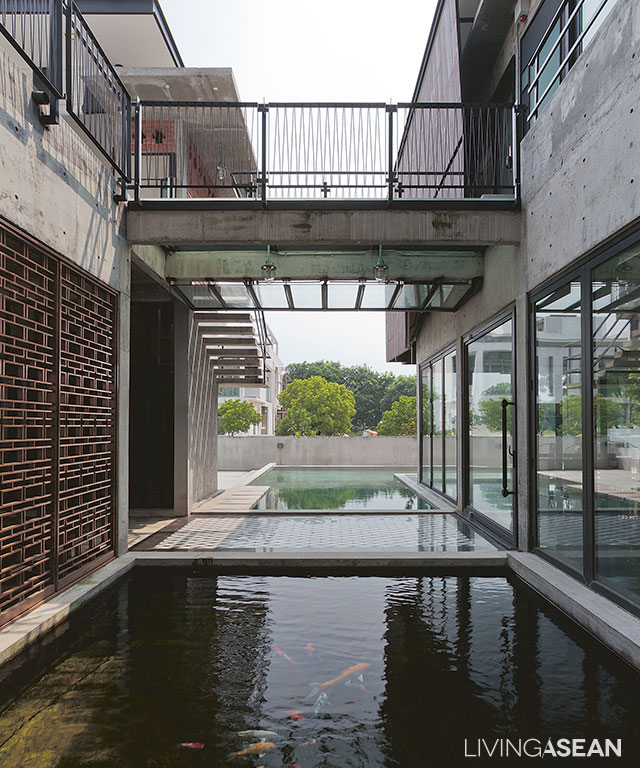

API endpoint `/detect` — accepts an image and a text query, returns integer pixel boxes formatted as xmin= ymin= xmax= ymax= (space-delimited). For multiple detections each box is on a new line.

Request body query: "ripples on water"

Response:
xmin=0 ymin=572 xmax=639 ymax=767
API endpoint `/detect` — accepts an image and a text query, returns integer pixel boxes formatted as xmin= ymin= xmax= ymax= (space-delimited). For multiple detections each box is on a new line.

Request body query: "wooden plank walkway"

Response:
xmin=193 ymin=485 xmax=269 ymax=514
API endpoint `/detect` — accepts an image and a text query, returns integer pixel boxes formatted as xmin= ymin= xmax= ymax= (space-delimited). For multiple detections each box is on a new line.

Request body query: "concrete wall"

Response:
xmin=218 ymin=436 xmax=417 ymax=470
xmin=174 ymin=302 xmax=219 ymax=513
xmin=412 ymin=0 xmax=640 ymax=551
xmin=0 ymin=44 xmax=131 ymax=553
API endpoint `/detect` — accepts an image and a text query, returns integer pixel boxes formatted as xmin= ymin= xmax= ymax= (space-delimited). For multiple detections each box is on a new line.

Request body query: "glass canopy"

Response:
xmin=173 ymin=279 xmax=476 ymax=311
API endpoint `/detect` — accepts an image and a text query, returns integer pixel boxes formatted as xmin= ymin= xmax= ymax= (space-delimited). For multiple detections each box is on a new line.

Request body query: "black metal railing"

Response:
xmin=134 ymin=101 xmax=518 ymax=203
xmin=0 ymin=0 xmax=63 ymax=96
xmin=521 ymin=0 xmax=614 ymax=128
xmin=65 ymin=1 xmax=130 ymax=178
xmin=0 ymin=0 xmax=130 ymax=178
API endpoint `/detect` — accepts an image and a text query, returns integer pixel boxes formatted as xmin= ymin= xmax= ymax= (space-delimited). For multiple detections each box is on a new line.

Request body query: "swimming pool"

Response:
xmin=251 ymin=467 xmax=433 ymax=510
xmin=1 ymin=571 xmax=638 ymax=767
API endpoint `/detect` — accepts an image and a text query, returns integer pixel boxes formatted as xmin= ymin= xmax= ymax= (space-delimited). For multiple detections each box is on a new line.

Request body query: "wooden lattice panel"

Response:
xmin=0 ymin=228 xmax=56 ymax=619
xmin=57 ymin=265 xmax=116 ymax=583
xmin=1 ymin=220 xmax=117 ymax=627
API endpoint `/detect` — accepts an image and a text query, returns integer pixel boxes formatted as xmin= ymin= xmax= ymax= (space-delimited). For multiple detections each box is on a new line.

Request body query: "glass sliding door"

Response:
xmin=420 ymin=366 xmax=431 ymax=486
xmin=418 ymin=348 xmax=457 ymax=502
xmin=432 ymin=358 xmax=443 ymax=493
xmin=592 ymin=248 xmax=640 ymax=605
xmin=467 ymin=317 xmax=515 ymax=536
xmin=530 ymin=231 xmax=640 ymax=616
xmin=534 ymin=280 xmax=584 ymax=571
xmin=444 ymin=352 xmax=457 ymax=498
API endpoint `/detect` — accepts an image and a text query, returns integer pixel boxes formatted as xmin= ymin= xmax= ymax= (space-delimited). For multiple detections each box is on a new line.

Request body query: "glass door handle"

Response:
xmin=501 ymin=398 xmax=515 ymax=497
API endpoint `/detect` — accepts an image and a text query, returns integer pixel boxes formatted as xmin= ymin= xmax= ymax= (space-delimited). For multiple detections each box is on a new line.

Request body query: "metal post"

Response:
xmin=513 ymin=105 xmax=522 ymax=204
xmin=259 ymin=104 xmax=269 ymax=207
xmin=51 ymin=0 xmax=64 ymax=97
xmin=386 ymin=104 xmax=397 ymax=205
xmin=134 ymin=100 xmax=141 ymax=203
xmin=65 ymin=0 xmax=72 ymax=112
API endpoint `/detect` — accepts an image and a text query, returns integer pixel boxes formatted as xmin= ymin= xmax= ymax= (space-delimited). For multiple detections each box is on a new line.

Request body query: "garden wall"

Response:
xmin=218 ymin=436 xmax=417 ymax=470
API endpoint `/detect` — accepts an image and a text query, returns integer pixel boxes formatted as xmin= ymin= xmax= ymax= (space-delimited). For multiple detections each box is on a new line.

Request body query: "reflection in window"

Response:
xmin=592 ymin=248 xmax=640 ymax=605
xmin=534 ymin=281 xmax=584 ymax=571
xmin=419 ymin=350 xmax=457 ymax=501
xmin=467 ymin=319 xmax=514 ymax=534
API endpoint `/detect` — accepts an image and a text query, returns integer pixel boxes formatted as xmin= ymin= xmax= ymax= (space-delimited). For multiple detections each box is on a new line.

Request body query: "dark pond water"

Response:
xmin=1 ymin=571 xmax=639 ymax=767
xmin=251 ymin=468 xmax=433 ymax=510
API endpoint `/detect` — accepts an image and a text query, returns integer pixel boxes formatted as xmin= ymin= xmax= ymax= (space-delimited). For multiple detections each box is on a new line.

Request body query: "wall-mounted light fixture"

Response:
xmin=374 ymin=246 xmax=388 ymax=283
xmin=261 ymin=246 xmax=277 ymax=283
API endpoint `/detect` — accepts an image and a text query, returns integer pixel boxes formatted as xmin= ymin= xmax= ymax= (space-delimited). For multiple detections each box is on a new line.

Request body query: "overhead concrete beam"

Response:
xmin=127 ymin=208 xmax=521 ymax=248
xmin=166 ymin=251 xmax=485 ymax=281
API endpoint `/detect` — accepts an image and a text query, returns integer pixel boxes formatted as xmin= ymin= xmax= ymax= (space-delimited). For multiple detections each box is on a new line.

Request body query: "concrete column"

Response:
xmin=174 ymin=299 xmax=191 ymax=516
xmin=115 ymin=253 xmax=131 ymax=556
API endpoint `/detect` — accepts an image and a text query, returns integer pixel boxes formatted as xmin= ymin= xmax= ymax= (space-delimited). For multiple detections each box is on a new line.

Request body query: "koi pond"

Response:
xmin=251 ymin=467 xmax=433 ymax=510
xmin=1 ymin=571 xmax=639 ymax=767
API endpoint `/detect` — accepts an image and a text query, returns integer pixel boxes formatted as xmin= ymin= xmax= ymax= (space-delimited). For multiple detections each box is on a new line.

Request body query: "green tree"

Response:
xmin=218 ymin=399 xmax=262 ymax=436
xmin=379 ymin=374 xmax=417 ymax=415
xmin=285 ymin=361 xmax=416 ymax=429
xmin=474 ymin=382 xmax=512 ymax=433
xmin=560 ymin=394 xmax=625 ymax=436
xmin=276 ymin=376 xmax=356 ymax=436
xmin=376 ymin=395 xmax=417 ymax=436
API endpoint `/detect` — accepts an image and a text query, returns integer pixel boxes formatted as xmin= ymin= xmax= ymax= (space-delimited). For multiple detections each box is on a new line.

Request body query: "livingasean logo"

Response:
xmin=464 ymin=739 xmax=623 ymax=759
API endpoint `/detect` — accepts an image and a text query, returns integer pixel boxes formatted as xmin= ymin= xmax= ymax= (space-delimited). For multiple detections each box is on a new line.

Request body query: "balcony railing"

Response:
xmin=521 ymin=0 xmax=617 ymax=128
xmin=133 ymin=101 xmax=519 ymax=205
xmin=0 ymin=0 xmax=63 ymax=96
xmin=0 ymin=0 xmax=130 ymax=178
xmin=66 ymin=2 xmax=130 ymax=177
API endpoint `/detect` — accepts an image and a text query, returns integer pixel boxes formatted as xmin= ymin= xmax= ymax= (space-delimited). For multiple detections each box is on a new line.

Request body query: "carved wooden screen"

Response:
xmin=0 ymin=220 xmax=117 ymax=626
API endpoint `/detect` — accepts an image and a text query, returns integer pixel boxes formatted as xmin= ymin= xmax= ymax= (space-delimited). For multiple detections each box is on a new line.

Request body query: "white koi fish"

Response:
xmin=236 ymin=730 xmax=279 ymax=740
xmin=313 ymin=692 xmax=331 ymax=716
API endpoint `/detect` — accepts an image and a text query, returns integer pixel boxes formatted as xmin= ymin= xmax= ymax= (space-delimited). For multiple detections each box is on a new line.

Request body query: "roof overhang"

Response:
xmin=75 ymin=0 xmax=184 ymax=68
xmin=167 ymin=246 xmax=485 ymax=313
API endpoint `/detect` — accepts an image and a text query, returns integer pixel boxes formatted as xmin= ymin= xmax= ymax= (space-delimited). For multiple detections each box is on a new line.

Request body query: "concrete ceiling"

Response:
xmin=120 ymin=68 xmax=242 ymax=102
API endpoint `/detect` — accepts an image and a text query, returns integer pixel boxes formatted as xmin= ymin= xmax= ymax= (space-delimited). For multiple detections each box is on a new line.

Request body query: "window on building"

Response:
xmin=419 ymin=348 xmax=457 ymax=501
xmin=219 ymin=387 xmax=240 ymax=397
xmin=521 ymin=0 xmax=620 ymax=129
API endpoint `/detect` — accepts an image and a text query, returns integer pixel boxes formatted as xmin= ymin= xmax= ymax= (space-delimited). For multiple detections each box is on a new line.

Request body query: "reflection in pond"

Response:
xmin=1 ymin=572 xmax=638 ymax=767
xmin=252 ymin=467 xmax=432 ymax=510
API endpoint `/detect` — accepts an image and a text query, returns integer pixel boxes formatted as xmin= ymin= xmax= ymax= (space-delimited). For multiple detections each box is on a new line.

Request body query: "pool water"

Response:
xmin=251 ymin=468 xmax=433 ymax=510
xmin=1 ymin=571 xmax=639 ymax=767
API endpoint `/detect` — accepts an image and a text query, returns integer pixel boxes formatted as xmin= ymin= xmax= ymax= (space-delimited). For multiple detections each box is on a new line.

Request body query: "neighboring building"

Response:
xmin=218 ymin=327 xmax=286 ymax=435
xmin=394 ymin=0 xmax=640 ymax=616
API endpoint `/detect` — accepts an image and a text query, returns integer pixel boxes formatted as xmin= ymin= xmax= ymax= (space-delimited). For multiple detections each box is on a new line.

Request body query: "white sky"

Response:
xmin=161 ymin=0 xmax=438 ymax=373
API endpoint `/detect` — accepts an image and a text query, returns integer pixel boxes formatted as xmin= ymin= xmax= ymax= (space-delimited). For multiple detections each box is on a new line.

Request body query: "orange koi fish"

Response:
xmin=274 ymin=645 xmax=296 ymax=665
xmin=308 ymin=661 xmax=370 ymax=697
xmin=282 ymin=709 xmax=305 ymax=721
xmin=230 ymin=741 xmax=276 ymax=757
xmin=304 ymin=642 xmax=323 ymax=661
xmin=299 ymin=738 xmax=316 ymax=747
